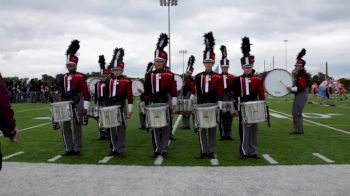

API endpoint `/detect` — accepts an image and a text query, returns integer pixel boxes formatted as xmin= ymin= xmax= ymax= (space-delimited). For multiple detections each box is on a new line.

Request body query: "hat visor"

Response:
xmin=242 ymin=64 xmax=253 ymax=68
xmin=221 ymin=65 xmax=229 ymax=68
xmin=154 ymin=58 xmax=166 ymax=62
xmin=203 ymin=59 xmax=215 ymax=63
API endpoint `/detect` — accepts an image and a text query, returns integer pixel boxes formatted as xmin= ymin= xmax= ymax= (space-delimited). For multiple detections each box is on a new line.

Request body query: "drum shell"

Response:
xmin=98 ymin=105 xmax=122 ymax=128
xmin=240 ymin=101 xmax=267 ymax=124
xmin=50 ymin=101 xmax=73 ymax=122
xmin=145 ymin=103 xmax=169 ymax=128
xmin=176 ymin=98 xmax=193 ymax=114
xmin=194 ymin=103 xmax=218 ymax=128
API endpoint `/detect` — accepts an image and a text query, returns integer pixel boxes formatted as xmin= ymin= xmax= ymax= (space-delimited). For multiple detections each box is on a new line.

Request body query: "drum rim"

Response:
xmin=50 ymin=101 xmax=73 ymax=106
xmin=264 ymin=68 xmax=293 ymax=97
xmin=145 ymin=103 xmax=169 ymax=109
xmin=240 ymin=100 xmax=266 ymax=105
xmin=99 ymin=105 xmax=121 ymax=110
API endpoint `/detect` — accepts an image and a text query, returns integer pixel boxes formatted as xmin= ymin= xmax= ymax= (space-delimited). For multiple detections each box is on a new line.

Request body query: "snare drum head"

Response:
xmin=264 ymin=69 xmax=293 ymax=97
xmin=87 ymin=77 xmax=99 ymax=96
xmin=131 ymin=79 xmax=144 ymax=96
xmin=174 ymin=74 xmax=183 ymax=92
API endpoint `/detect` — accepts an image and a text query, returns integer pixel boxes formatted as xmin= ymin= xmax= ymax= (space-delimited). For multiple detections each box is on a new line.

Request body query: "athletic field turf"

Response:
xmin=1 ymin=95 xmax=349 ymax=166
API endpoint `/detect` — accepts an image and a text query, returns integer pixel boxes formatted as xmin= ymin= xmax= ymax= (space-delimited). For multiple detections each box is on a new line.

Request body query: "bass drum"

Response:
xmin=86 ymin=77 xmax=99 ymax=96
xmin=131 ymin=79 xmax=144 ymax=97
xmin=174 ymin=74 xmax=183 ymax=92
xmin=264 ymin=69 xmax=293 ymax=97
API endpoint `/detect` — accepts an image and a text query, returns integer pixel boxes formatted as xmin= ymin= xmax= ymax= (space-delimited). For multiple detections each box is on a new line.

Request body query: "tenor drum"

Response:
xmin=240 ymin=101 xmax=267 ymax=124
xmin=194 ymin=103 xmax=218 ymax=128
xmin=221 ymin=101 xmax=234 ymax=114
xmin=50 ymin=101 xmax=73 ymax=122
xmin=145 ymin=103 xmax=169 ymax=128
xmin=131 ymin=79 xmax=144 ymax=97
xmin=264 ymin=69 xmax=293 ymax=97
xmin=86 ymin=77 xmax=99 ymax=96
xmin=98 ymin=105 xmax=122 ymax=128
xmin=174 ymin=74 xmax=183 ymax=92
xmin=176 ymin=98 xmax=192 ymax=114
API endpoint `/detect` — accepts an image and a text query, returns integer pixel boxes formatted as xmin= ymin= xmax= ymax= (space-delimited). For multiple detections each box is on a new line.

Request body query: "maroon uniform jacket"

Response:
xmin=195 ymin=71 xmax=224 ymax=104
xmin=144 ymin=69 xmax=177 ymax=104
xmin=183 ymin=76 xmax=196 ymax=95
xmin=0 ymin=73 xmax=16 ymax=137
xmin=109 ymin=75 xmax=133 ymax=110
xmin=221 ymin=73 xmax=235 ymax=100
xmin=94 ymin=80 xmax=109 ymax=106
xmin=233 ymin=73 xmax=265 ymax=110
xmin=62 ymin=72 xmax=91 ymax=103
xmin=293 ymin=69 xmax=311 ymax=93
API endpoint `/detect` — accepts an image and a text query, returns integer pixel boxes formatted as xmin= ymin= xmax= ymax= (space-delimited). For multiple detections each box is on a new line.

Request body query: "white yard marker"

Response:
xmin=3 ymin=151 xmax=25 ymax=160
xmin=210 ymin=155 xmax=219 ymax=166
xmin=270 ymin=109 xmax=350 ymax=135
xmin=98 ymin=156 xmax=114 ymax=164
xmin=270 ymin=113 xmax=288 ymax=119
xmin=262 ymin=154 xmax=278 ymax=164
xmin=312 ymin=153 xmax=335 ymax=163
xmin=153 ymin=115 xmax=182 ymax=166
xmin=47 ymin=155 xmax=62 ymax=162
xmin=0 ymin=122 xmax=51 ymax=137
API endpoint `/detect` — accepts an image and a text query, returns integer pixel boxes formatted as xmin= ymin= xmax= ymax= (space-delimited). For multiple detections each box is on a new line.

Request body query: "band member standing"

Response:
xmin=139 ymin=62 xmax=153 ymax=130
xmin=61 ymin=40 xmax=91 ymax=156
xmin=94 ymin=55 xmax=110 ymax=140
xmin=182 ymin=56 xmax=196 ymax=129
xmin=195 ymin=32 xmax=224 ymax=159
xmin=287 ymin=49 xmax=311 ymax=135
xmin=108 ymin=48 xmax=133 ymax=156
xmin=144 ymin=33 xmax=177 ymax=159
xmin=233 ymin=37 xmax=265 ymax=159
xmin=219 ymin=45 xmax=235 ymax=141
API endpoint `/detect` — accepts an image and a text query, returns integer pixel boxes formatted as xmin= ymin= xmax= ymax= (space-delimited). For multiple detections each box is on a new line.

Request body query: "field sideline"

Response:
xmin=1 ymin=95 xmax=350 ymax=166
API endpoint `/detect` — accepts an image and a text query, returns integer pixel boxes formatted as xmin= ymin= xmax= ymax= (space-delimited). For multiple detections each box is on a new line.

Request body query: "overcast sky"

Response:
xmin=1 ymin=0 xmax=349 ymax=79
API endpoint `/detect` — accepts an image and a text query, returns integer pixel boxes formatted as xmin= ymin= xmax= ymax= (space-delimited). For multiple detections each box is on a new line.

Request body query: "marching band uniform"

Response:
xmin=61 ymin=40 xmax=91 ymax=156
xmin=233 ymin=37 xmax=265 ymax=158
xmin=219 ymin=45 xmax=235 ymax=140
xmin=195 ymin=32 xmax=224 ymax=159
xmin=139 ymin=62 xmax=154 ymax=130
xmin=108 ymin=48 xmax=133 ymax=156
xmin=94 ymin=55 xmax=110 ymax=140
xmin=144 ymin=33 xmax=177 ymax=158
xmin=182 ymin=56 xmax=196 ymax=129
xmin=289 ymin=49 xmax=310 ymax=135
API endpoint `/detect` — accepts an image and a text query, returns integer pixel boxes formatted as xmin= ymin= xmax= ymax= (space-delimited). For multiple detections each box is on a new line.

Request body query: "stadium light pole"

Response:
xmin=160 ymin=0 xmax=178 ymax=70
xmin=284 ymin=40 xmax=288 ymax=70
xmin=179 ymin=50 xmax=187 ymax=81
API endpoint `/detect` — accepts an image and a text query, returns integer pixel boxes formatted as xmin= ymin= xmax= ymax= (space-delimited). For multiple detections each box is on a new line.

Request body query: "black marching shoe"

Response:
xmin=208 ymin=152 xmax=216 ymax=159
xmin=109 ymin=151 xmax=119 ymax=156
xmin=169 ymin=136 xmax=177 ymax=141
xmin=240 ymin=155 xmax=249 ymax=159
xmin=249 ymin=154 xmax=260 ymax=159
xmin=161 ymin=152 xmax=168 ymax=159
xmin=289 ymin=131 xmax=303 ymax=135
xmin=152 ymin=152 xmax=161 ymax=158
xmin=74 ymin=151 xmax=81 ymax=156
xmin=61 ymin=150 xmax=75 ymax=156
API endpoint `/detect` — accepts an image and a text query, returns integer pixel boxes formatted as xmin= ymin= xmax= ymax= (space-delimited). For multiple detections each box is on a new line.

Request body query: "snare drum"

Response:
xmin=240 ymin=101 xmax=267 ymax=124
xmin=193 ymin=103 xmax=218 ymax=128
xmin=49 ymin=101 xmax=73 ymax=122
xmin=98 ymin=105 xmax=122 ymax=128
xmin=176 ymin=98 xmax=193 ymax=114
xmin=145 ymin=103 xmax=169 ymax=128
xmin=221 ymin=101 xmax=234 ymax=114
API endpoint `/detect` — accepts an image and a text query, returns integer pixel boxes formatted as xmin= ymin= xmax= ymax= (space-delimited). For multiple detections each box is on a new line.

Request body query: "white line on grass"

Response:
xmin=210 ymin=155 xmax=219 ymax=166
xmin=98 ymin=156 xmax=114 ymax=164
xmin=312 ymin=153 xmax=335 ymax=163
xmin=262 ymin=154 xmax=278 ymax=164
xmin=15 ymin=107 xmax=49 ymax=113
xmin=3 ymin=151 xmax=25 ymax=160
xmin=0 ymin=122 xmax=51 ymax=137
xmin=47 ymin=155 xmax=62 ymax=162
xmin=270 ymin=109 xmax=350 ymax=135
xmin=154 ymin=115 xmax=182 ymax=166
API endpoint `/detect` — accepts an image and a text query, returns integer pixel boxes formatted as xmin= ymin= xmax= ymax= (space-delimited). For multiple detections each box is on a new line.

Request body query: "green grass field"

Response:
xmin=1 ymin=95 xmax=350 ymax=166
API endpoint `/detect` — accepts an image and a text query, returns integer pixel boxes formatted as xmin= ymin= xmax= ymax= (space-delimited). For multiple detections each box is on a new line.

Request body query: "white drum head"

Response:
xmin=131 ymin=79 xmax=144 ymax=96
xmin=86 ymin=77 xmax=99 ymax=96
xmin=174 ymin=74 xmax=183 ymax=92
xmin=264 ymin=69 xmax=293 ymax=97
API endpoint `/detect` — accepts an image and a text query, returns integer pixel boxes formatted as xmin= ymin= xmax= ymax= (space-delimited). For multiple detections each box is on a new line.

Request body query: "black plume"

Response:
xmin=188 ymin=55 xmax=195 ymax=66
xmin=220 ymin=45 xmax=227 ymax=59
xmin=117 ymin=48 xmax=125 ymax=61
xmin=98 ymin=55 xmax=106 ymax=69
xmin=66 ymin=40 xmax=80 ymax=55
xmin=156 ymin=33 xmax=169 ymax=50
xmin=109 ymin=47 xmax=119 ymax=68
xmin=296 ymin=48 xmax=306 ymax=60
xmin=204 ymin=32 xmax=215 ymax=50
xmin=241 ymin=37 xmax=251 ymax=57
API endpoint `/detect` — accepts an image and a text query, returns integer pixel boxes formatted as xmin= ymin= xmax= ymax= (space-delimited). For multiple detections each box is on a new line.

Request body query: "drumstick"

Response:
xmin=279 ymin=81 xmax=289 ymax=88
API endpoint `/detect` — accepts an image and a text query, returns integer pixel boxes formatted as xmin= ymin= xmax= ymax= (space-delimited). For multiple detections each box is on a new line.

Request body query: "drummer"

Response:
xmin=181 ymin=55 xmax=196 ymax=129
xmin=219 ymin=45 xmax=235 ymax=141
xmin=194 ymin=32 xmax=224 ymax=159
xmin=233 ymin=37 xmax=265 ymax=159
xmin=94 ymin=55 xmax=110 ymax=140
xmin=144 ymin=33 xmax=177 ymax=159
xmin=108 ymin=48 xmax=133 ymax=157
xmin=139 ymin=62 xmax=154 ymax=130
xmin=61 ymin=40 xmax=91 ymax=156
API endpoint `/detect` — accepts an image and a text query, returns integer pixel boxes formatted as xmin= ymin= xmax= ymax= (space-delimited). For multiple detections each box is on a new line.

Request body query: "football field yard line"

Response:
xmin=154 ymin=115 xmax=182 ymax=166
xmin=270 ymin=109 xmax=350 ymax=135
xmin=3 ymin=151 xmax=25 ymax=160
xmin=262 ymin=154 xmax=278 ymax=164
xmin=47 ymin=155 xmax=62 ymax=162
xmin=0 ymin=122 xmax=51 ymax=137
xmin=312 ymin=153 xmax=335 ymax=163
xmin=210 ymin=155 xmax=219 ymax=166
xmin=15 ymin=107 xmax=48 ymax=113
xmin=98 ymin=156 xmax=114 ymax=164
xmin=270 ymin=112 xmax=310 ymax=126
